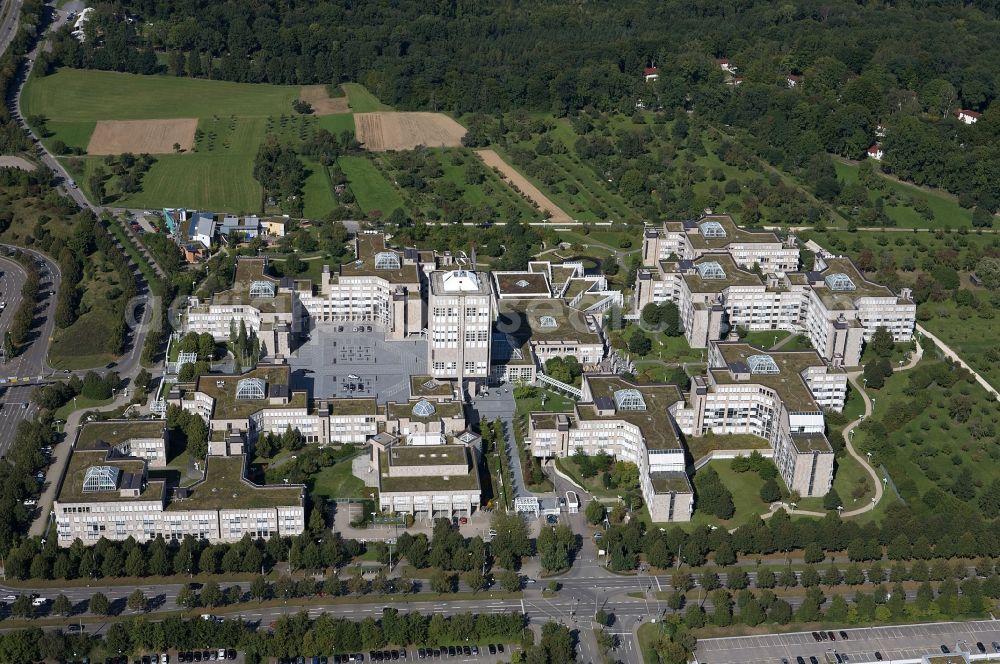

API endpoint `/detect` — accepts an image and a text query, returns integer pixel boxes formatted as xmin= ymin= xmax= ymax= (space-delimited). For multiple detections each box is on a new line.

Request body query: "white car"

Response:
xmin=2 ymin=594 xmax=15 ymax=602
xmin=31 ymin=597 xmax=46 ymax=606
xmin=22 ymin=499 xmax=36 ymax=507
xmin=218 ymin=649 xmax=226 ymax=660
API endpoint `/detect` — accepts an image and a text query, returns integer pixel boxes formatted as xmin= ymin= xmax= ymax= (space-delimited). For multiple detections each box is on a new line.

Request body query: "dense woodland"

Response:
xmin=38 ymin=0 xmax=1000 ymax=210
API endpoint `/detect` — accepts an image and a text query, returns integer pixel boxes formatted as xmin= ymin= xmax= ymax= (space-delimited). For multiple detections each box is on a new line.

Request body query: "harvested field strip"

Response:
xmin=87 ymin=119 xmax=197 ymax=155
xmin=354 ymin=112 xmax=466 ymax=151
xmin=300 ymin=85 xmax=350 ymax=115
xmin=475 ymin=149 xmax=571 ymax=222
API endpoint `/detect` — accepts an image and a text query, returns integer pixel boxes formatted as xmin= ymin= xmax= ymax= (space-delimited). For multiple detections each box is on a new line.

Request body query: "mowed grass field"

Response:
xmin=23 ymin=69 xmax=380 ymax=213
xmin=338 ymin=155 xmax=404 ymax=214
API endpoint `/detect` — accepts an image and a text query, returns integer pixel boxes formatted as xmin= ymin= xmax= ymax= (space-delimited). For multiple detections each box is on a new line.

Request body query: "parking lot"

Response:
xmin=289 ymin=325 xmax=427 ymax=402
xmin=270 ymin=643 xmax=514 ymax=664
xmin=695 ymin=620 xmax=1000 ymax=664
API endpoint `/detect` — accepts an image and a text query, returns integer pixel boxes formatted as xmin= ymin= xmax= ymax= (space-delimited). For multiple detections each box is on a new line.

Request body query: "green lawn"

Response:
xmin=54 ymin=394 xmax=114 ymax=421
xmin=318 ymin=113 xmax=357 ymax=137
xmin=23 ymin=69 xmax=342 ymax=212
xmin=834 ymin=160 xmax=972 ymax=229
xmin=741 ymin=330 xmax=792 ymax=349
xmin=338 ymin=155 xmax=404 ymax=214
xmin=311 ymin=460 xmax=367 ymax=500
xmin=302 ymin=159 xmax=337 ymax=219
xmin=342 ymin=83 xmax=392 ymax=112
xmin=689 ymin=462 xmax=778 ymax=529
xmin=23 ymin=69 xmax=298 ymax=123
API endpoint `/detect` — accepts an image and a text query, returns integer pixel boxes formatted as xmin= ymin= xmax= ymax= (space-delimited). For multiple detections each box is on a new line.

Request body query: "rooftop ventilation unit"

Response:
xmin=538 ymin=315 xmax=558 ymax=329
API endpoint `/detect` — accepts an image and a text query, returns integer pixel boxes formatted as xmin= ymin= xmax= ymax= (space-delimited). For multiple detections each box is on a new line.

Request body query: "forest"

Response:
xmin=38 ymin=0 xmax=1000 ymax=216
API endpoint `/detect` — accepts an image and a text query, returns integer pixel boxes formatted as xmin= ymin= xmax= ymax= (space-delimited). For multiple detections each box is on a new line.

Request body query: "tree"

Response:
xmin=694 ymin=467 xmax=735 ymax=519
xmin=585 ymin=499 xmax=605 ymax=525
xmin=538 ymin=524 xmax=574 ymax=572
xmin=127 ymin=589 xmax=148 ymax=613
xmin=51 ymin=593 xmax=71 ymax=616
xmin=497 ymin=569 xmax=521 ymax=592
xmin=430 ymin=570 xmax=454 ymax=594
xmin=870 ymin=326 xmax=894 ymax=357
xmin=251 ymin=575 xmax=269 ymax=602
xmin=627 ymin=329 xmax=651 ymax=356
xmin=641 ymin=303 xmax=662 ymax=327
xmin=759 ymin=478 xmax=781 ymax=503
xmin=823 ymin=488 xmax=843 ymax=511
xmin=490 ymin=512 xmax=531 ymax=570
xmin=89 ymin=592 xmax=111 ymax=616
xmin=976 ymin=257 xmax=1000 ymax=290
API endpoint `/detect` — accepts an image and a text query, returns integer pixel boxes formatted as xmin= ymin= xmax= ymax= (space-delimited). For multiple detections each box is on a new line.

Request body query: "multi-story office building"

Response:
xmin=672 ymin=342 xmax=844 ymax=497
xmin=634 ymin=241 xmax=915 ymax=367
xmin=300 ymin=234 xmax=424 ymax=340
xmin=184 ymin=258 xmax=300 ymax=357
xmin=367 ymin=432 xmax=482 ymax=518
xmin=427 ymin=269 xmax=493 ymax=392
xmin=54 ymin=425 xmax=304 ymax=547
xmin=489 ymin=262 xmax=621 ymax=385
xmin=642 ymin=214 xmax=800 ymax=272
xmin=75 ymin=420 xmax=169 ymax=468
xmin=528 ymin=375 xmax=694 ymax=523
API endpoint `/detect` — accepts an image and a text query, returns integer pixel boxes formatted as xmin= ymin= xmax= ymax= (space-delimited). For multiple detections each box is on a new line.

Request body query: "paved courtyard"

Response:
xmin=288 ymin=324 xmax=427 ymax=402
xmin=695 ymin=620 xmax=1000 ymax=664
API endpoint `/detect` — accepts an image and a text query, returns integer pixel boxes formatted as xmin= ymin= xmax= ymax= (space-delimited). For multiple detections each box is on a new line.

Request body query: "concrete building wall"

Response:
xmin=646 ymin=488 xmax=694 ymax=523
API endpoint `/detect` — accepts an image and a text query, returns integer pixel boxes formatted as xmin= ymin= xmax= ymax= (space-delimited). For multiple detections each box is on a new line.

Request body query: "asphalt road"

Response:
xmin=0 ymin=0 xmax=22 ymax=58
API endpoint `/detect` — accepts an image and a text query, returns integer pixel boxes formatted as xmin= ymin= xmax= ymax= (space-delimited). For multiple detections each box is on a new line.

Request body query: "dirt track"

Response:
xmin=87 ymin=118 xmax=197 ymax=155
xmin=0 ymin=156 xmax=36 ymax=171
xmin=300 ymin=85 xmax=350 ymax=115
xmin=355 ymin=112 xmax=466 ymax=151
xmin=475 ymin=149 xmax=571 ymax=222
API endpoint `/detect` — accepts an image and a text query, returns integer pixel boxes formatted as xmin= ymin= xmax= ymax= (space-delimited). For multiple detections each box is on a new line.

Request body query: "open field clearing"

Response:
xmin=338 ymin=155 xmax=404 ymax=214
xmin=341 ymin=83 xmax=392 ymax=112
xmin=300 ymin=84 xmax=350 ymax=115
xmin=22 ymin=69 xmax=299 ymax=122
xmin=86 ymin=118 xmax=197 ymax=155
xmin=0 ymin=156 xmax=35 ymax=170
xmin=475 ymin=148 xmax=571 ymax=222
xmin=355 ymin=112 xmax=466 ymax=151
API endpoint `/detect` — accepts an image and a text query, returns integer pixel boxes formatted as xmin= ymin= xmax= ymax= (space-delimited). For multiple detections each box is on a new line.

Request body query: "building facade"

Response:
xmin=427 ymin=270 xmax=493 ymax=390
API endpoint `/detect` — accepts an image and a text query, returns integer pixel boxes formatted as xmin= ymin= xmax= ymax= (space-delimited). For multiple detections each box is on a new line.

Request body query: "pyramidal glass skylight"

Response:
xmin=695 ymin=261 xmax=726 ymax=279
xmin=413 ymin=399 xmax=436 ymax=417
xmin=824 ymin=273 xmax=856 ymax=291
xmin=613 ymin=388 xmax=647 ymax=411
xmin=375 ymin=252 xmax=401 ymax=270
xmin=83 ymin=466 xmax=120 ymax=492
xmin=699 ymin=220 xmax=727 ymax=238
xmin=235 ymin=377 xmax=266 ymax=400
xmin=747 ymin=354 xmax=780 ymax=374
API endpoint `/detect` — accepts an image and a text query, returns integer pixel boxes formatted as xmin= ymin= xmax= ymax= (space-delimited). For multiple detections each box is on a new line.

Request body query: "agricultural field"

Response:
xmin=86 ymin=118 xmax=197 ymax=155
xmin=372 ymin=148 xmax=538 ymax=224
xmin=480 ymin=110 xmax=822 ymax=227
xmin=341 ymin=83 xmax=393 ymax=113
xmin=475 ymin=149 xmax=570 ymax=222
xmin=338 ymin=155 xmax=405 ymax=216
xmin=354 ymin=112 xmax=466 ymax=151
xmin=299 ymin=84 xmax=350 ymax=115
xmin=22 ymin=69 xmax=383 ymax=213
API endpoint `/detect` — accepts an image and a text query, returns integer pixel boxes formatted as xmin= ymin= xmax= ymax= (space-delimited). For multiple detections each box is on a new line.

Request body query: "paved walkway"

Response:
xmin=761 ymin=340 xmax=924 ymax=523
xmin=29 ymin=390 xmax=132 ymax=537
xmin=916 ymin=324 xmax=1000 ymax=401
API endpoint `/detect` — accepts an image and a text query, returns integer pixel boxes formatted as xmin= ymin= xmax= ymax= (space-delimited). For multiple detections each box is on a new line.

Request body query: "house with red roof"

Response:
xmin=786 ymin=74 xmax=801 ymax=88
xmin=957 ymin=109 xmax=981 ymax=125
xmin=716 ymin=58 xmax=737 ymax=75
xmin=644 ymin=66 xmax=659 ymax=82
xmin=867 ymin=144 xmax=883 ymax=161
